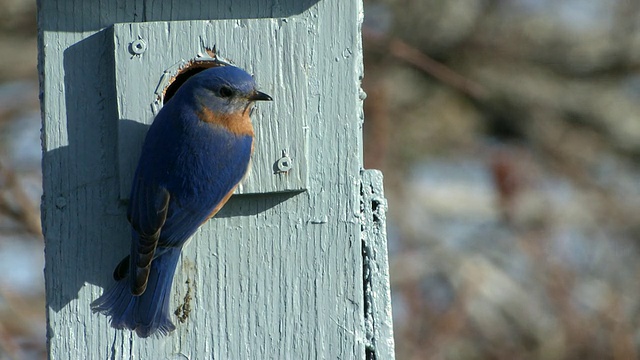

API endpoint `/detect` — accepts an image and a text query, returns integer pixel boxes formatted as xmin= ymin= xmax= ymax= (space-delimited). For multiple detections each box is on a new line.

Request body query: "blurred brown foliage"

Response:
xmin=363 ymin=0 xmax=640 ymax=359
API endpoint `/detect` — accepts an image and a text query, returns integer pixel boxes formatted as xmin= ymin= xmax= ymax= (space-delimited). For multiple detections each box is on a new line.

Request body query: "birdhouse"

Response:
xmin=38 ymin=1 xmax=394 ymax=359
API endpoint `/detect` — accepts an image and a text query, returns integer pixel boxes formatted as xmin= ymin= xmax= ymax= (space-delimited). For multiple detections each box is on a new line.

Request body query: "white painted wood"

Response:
xmin=39 ymin=1 xmax=395 ymax=359
xmin=361 ymin=170 xmax=396 ymax=359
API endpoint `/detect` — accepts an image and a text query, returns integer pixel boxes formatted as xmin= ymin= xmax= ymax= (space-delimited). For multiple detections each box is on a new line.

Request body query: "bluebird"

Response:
xmin=91 ymin=65 xmax=272 ymax=337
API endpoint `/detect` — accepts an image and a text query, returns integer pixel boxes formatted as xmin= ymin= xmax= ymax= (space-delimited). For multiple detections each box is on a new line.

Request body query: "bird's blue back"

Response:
xmin=133 ymin=98 xmax=252 ymax=245
xmin=129 ymin=67 xmax=255 ymax=247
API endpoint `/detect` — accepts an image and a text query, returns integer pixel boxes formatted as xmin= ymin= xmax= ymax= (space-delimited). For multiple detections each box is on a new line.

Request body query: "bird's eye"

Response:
xmin=218 ymin=86 xmax=234 ymax=98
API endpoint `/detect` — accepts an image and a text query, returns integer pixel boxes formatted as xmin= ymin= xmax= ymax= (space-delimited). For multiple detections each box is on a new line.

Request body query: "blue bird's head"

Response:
xmin=178 ymin=65 xmax=272 ymax=116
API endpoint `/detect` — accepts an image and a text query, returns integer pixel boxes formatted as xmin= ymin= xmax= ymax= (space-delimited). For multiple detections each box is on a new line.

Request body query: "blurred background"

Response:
xmin=2 ymin=0 xmax=640 ymax=359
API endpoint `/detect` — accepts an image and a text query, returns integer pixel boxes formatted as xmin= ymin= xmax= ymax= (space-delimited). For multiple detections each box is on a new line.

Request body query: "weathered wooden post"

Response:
xmin=39 ymin=1 xmax=394 ymax=358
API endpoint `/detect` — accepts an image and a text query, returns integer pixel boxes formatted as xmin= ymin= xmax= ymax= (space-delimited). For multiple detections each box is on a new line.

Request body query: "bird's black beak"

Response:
xmin=249 ymin=91 xmax=272 ymax=101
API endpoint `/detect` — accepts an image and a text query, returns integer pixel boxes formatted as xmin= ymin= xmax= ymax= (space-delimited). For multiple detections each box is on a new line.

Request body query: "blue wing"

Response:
xmin=121 ymin=103 xmax=253 ymax=294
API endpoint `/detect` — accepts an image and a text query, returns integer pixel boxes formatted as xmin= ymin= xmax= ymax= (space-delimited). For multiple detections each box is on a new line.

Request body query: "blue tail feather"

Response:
xmin=91 ymin=248 xmax=181 ymax=338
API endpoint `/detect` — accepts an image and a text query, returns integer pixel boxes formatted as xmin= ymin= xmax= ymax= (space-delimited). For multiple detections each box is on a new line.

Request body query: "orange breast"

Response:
xmin=198 ymin=107 xmax=254 ymax=137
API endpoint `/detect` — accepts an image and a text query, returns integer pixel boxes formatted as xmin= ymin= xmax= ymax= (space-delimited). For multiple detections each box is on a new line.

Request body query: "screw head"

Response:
xmin=55 ymin=196 xmax=67 ymax=209
xmin=129 ymin=39 xmax=147 ymax=55
xmin=276 ymin=156 xmax=293 ymax=172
